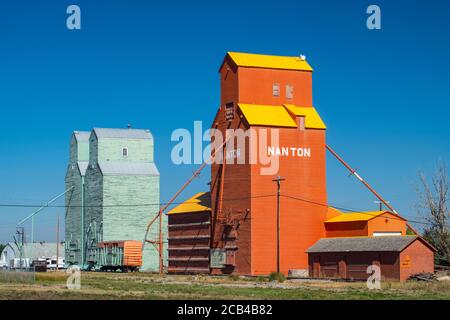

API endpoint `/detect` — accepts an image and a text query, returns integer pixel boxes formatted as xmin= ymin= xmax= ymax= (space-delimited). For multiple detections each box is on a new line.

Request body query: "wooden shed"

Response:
xmin=307 ymin=236 xmax=435 ymax=282
xmin=167 ymin=192 xmax=211 ymax=274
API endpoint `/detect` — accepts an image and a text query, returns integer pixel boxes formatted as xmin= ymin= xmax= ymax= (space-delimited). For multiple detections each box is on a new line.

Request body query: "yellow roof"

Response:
xmin=325 ymin=211 xmax=390 ymax=223
xmin=238 ymin=104 xmax=298 ymax=128
xmin=227 ymin=52 xmax=313 ymax=72
xmin=283 ymin=105 xmax=327 ymax=129
xmin=168 ymin=192 xmax=211 ymax=215
xmin=237 ymin=104 xmax=326 ymax=129
xmin=327 ymin=206 xmax=344 ymax=220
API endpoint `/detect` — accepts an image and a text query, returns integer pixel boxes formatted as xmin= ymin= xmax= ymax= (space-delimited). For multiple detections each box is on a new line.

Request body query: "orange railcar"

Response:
xmin=96 ymin=240 xmax=142 ymax=272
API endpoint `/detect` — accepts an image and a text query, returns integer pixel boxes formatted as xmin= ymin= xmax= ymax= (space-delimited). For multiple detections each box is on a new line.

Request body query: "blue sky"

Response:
xmin=0 ymin=0 xmax=449 ymax=243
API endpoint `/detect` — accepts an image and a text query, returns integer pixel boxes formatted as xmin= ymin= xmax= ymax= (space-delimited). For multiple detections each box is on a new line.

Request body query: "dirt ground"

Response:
xmin=1 ymin=271 xmax=450 ymax=300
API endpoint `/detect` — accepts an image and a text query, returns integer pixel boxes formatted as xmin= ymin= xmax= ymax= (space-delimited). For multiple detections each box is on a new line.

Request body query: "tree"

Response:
xmin=417 ymin=163 xmax=450 ymax=266
xmin=0 ymin=243 xmax=5 ymax=254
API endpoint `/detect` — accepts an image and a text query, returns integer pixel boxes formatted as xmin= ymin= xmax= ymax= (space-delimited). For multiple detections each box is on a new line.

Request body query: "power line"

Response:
xmin=0 ymin=193 xmax=434 ymax=226
xmin=0 ymin=194 xmax=276 ymax=209
xmin=281 ymin=194 xmax=433 ymax=226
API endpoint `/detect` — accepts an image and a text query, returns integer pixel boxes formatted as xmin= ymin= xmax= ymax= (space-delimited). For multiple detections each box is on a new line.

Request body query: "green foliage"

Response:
xmin=229 ymin=275 xmax=240 ymax=281
xmin=0 ymin=244 xmax=5 ymax=253
xmin=268 ymin=271 xmax=286 ymax=283
xmin=256 ymin=276 xmax=269 ymax=282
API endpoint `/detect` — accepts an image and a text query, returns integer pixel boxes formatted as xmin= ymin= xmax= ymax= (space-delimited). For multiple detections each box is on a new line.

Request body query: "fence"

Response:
xmin=0 ymin=268 xmax=36 ymax=284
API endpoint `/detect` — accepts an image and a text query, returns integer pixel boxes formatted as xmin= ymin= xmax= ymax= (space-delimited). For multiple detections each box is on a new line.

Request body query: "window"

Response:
xmin=225 ymin=102 xmax=234 ymax=122
xmin=272 ymin=83 xmax=280 ymax=97
xmin=122 ymin=147 xmax=128 ymax=157
xmin=286 ymin=84 xmax=294 ymax=99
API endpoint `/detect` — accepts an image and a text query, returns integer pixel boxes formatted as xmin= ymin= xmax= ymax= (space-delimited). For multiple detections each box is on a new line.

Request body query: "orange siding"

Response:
xmin=123 ymin=240 xmax=143 ymax=267
xmin=325 ymin=213 xmax=407 ymax=238
xmin=211 ymin=54 xmax=326 ymax=276
xmin=367 ymin=213 xmax=407 ymax=236
xmin=238 ymin=67 xmax=312 ymax=107
xmin=250 ymin=127 xmax=327 ymax=275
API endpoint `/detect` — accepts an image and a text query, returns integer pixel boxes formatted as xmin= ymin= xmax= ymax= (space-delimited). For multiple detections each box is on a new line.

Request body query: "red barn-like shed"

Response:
xmin=307 ymin=236 xmax=435 ymax=282
xmin=167 ymin=192 xmax=211 ymax=274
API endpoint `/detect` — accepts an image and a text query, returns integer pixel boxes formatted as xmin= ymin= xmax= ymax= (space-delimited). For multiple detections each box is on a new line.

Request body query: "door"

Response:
xmin=312 ymin=255 xmax=320 ymax=277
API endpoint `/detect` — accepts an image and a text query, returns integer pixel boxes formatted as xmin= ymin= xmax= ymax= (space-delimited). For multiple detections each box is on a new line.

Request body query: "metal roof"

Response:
xmin=237 ymin=104 xmax=326 ymax=129
xmin=93 ymin=128 xmax=153 ymax=140
xmin=325 ymin=211 xmax=407 ymax=223
xmin=168 ymin=192 xmax=211 ymax=214
xmin=77 ymin=161 xmax=89 ymax=176
xmin=73 ymin=131 xmax=90 ymax=142
xmin=226 ymin=52 xmax=313 ymax=72
xmin=306 ymin=236 xmax=421 ymax=253
xmin=325 ymin=211 xmax=386 ymax=223
xmin=284 ymin=105 xmax=327 ymax=129
xmin=238 ymin=104 xmax=298 ymax=128
xmin=3 ymin=242 xmax=65 ymax=259
xmin=98 ymin=161 xmax=159 ymax=176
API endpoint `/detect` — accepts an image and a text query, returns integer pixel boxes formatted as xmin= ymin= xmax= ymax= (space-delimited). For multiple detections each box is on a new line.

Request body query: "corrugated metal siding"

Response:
xmin=65 ymin=135 xmax=87 ymax=265
xmin=97 ymin=138 xmax=154 ymax=163
xmin=168 ymin=212 xmax=210 ymax=274
xmin=68 ymin=129 xmax=161 ymax=270
xmin=102 ymin=174 xmax=164 ymax=271
xmin=85 ymin=164 xmax=104 ymax=263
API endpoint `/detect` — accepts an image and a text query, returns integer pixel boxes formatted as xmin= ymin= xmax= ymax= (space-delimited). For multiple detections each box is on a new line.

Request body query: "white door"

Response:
xmin=373 ymin=232 xmax=402 ymax=237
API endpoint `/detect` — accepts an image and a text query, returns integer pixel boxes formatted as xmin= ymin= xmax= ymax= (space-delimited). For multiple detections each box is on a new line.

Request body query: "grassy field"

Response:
xmin=1 ymin=271 xmax=450 ymax=300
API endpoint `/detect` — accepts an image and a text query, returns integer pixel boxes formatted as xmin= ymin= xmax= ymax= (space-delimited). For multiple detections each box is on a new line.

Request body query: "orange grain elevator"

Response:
xmin=209 ymin=52 xmax=328 ymax=276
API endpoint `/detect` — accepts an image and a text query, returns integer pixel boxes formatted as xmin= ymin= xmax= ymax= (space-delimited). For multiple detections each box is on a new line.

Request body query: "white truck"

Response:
xmin=45 ymin=256 xmax=65 ymax=270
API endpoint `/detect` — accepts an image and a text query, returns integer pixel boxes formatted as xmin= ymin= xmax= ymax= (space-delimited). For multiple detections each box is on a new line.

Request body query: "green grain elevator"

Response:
xmin=65 ymin=128 xmax=165 ymax=271
xmin=65 ymin=131 xmax=89 ymax=265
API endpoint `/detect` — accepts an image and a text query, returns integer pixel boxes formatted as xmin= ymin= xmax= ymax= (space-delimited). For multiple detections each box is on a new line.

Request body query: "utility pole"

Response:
xmin=272 ymin=176 xmax=285 ymax=274
xmin=159 ymin=210 xmax=164 ymax=274
xmin=31 ymin=217 xmax=34 ymax=243
xmin=81 ymin=177 xmax=85 ymax=268
xmin=16 ymin=227 xmax=25 ymax=270
xmin=56 ymin=213 xmax=60 ymax=271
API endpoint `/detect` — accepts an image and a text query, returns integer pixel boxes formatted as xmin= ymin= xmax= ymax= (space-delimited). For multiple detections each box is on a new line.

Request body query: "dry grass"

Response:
xmin=0 ymin=271 xmax=449 ymax=300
